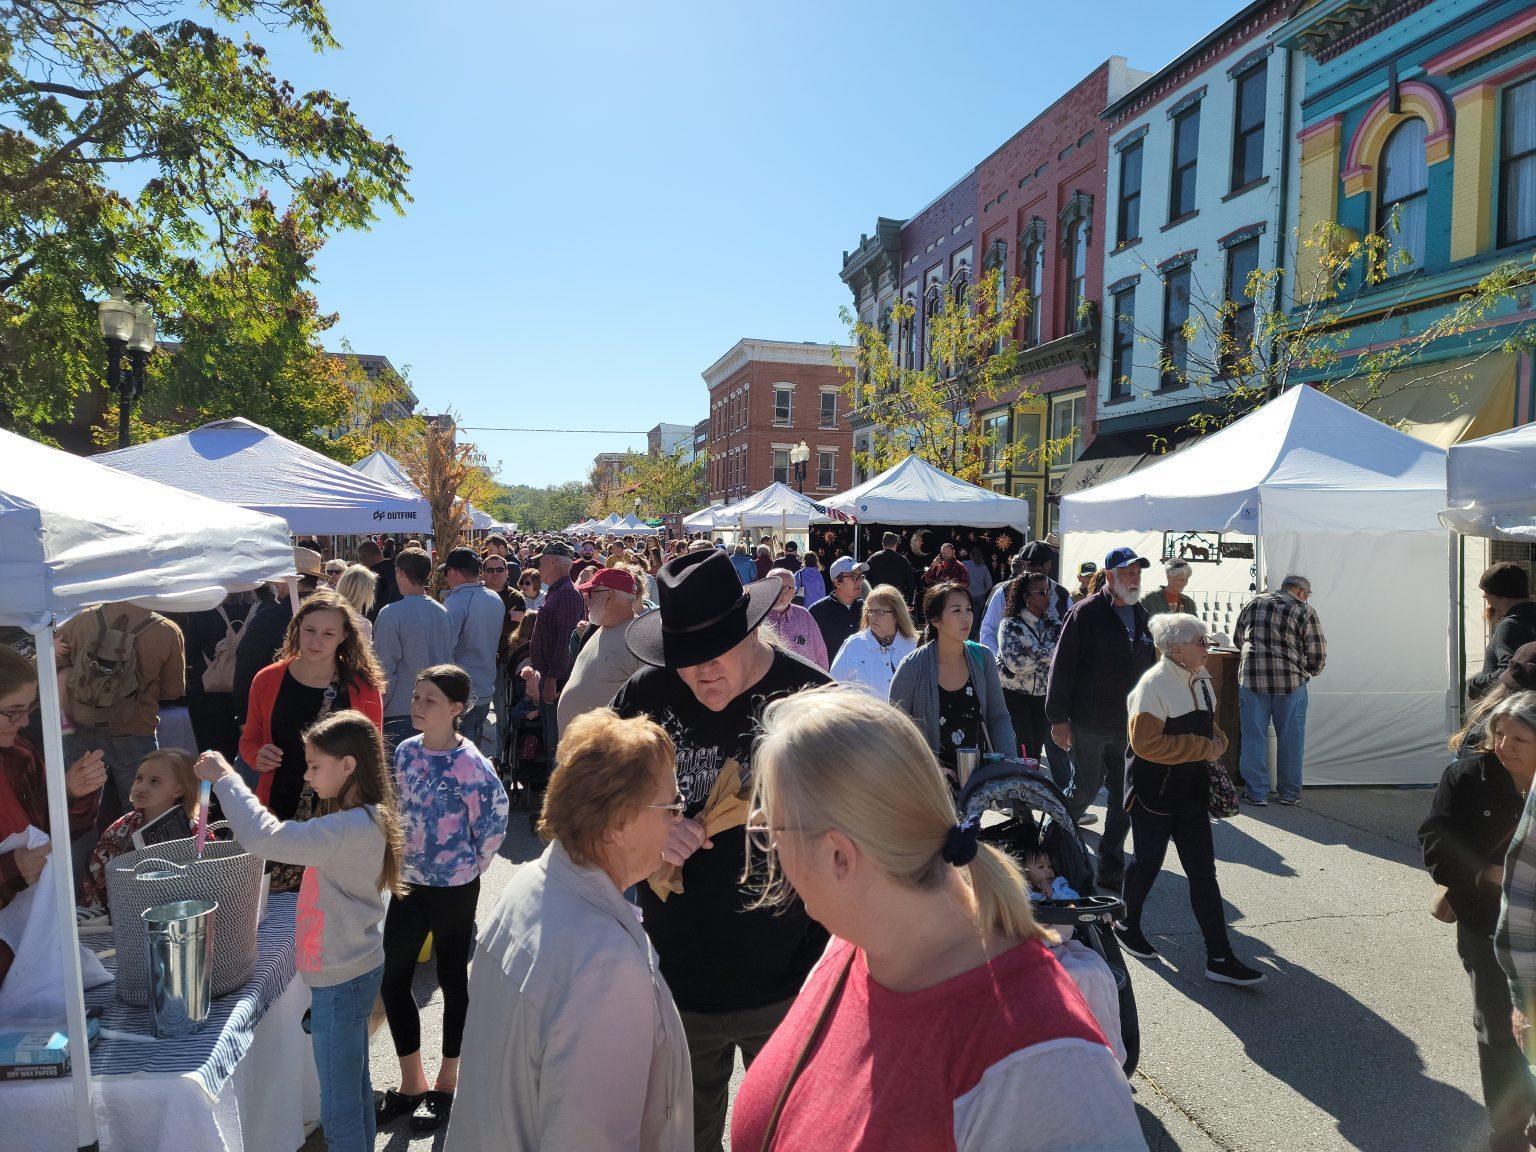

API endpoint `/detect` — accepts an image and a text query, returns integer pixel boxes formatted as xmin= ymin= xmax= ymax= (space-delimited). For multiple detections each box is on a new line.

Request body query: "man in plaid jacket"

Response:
xmin=1234 ymin=575 xmax=1327 ymax=806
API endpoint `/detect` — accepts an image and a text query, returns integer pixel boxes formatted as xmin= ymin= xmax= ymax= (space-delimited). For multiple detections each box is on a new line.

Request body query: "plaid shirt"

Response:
xmin=530 ymin=575 xmax=586 ymax=685
xmin=1498 ymin=789 xmax=1536 ymax=1015
xmin=1233 ymin=590 xmax=1326 ymax=694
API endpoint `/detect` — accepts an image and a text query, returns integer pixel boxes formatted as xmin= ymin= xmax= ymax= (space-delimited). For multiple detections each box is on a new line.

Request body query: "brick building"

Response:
xmin=973 ymin=57 xmax=1147 ymax=534
xmin=703 ymin=339 xmax=856 ymax=503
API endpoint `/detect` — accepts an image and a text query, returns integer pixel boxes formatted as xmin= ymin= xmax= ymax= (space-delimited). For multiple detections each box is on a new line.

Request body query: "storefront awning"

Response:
xmin=1052 ymin=427 xmax=1199 ymax=501
xmin=1323 ymin=354 xmax=1517 ymax=448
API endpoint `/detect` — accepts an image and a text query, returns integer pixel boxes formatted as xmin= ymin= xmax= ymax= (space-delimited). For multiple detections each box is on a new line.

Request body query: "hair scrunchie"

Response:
xmin=941 ymin=814 xmax=981 ymax=866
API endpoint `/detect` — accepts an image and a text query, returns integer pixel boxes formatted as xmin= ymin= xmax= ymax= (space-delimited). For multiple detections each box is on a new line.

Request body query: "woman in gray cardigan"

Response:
xmin=889 ymin=581 xmax=1017 ymax=783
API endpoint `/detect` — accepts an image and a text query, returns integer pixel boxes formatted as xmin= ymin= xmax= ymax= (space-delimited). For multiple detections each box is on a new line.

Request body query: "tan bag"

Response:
xmin=201 ymin=605 xmax=243 ymax=695
xmin=67 ymin=607 xmax=154 ymax=726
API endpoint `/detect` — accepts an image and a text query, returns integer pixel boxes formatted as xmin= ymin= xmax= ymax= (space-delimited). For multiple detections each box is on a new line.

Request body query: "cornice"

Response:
xmin=702 ymin=340 xmax=857 ymax=389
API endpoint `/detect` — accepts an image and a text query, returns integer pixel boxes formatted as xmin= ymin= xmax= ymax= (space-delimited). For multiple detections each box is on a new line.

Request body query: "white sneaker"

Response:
xmin=75 ymin=905 xmax=111 ymax=936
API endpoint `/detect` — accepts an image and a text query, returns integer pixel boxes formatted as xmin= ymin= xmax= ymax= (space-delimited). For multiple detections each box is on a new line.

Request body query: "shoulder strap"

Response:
xmin=758 ymin=946 xmax=855 ymax=1152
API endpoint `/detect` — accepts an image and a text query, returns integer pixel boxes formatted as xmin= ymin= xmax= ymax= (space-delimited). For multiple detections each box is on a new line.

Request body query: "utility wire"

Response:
xmin=458 ymin=426 xmax=651 ymax=434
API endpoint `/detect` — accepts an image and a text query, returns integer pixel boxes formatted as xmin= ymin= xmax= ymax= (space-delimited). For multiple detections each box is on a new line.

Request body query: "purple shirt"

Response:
xmin=392 ymin=734 xmax=509 ymax=887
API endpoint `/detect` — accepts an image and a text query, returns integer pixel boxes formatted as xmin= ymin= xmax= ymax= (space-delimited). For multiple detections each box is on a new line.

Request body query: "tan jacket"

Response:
xmin=60 ymin=604 xmax=186 ymax=736
xmin=446 ymin=841 xmax=692 ymax=1152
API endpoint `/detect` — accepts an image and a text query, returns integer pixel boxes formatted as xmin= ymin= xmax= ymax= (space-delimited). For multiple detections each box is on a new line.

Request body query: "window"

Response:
xmin=1169 ymin=103 xmax=1201 ymax=220
xmin=924 ymin=285 xmax=943 ymax=370
xmin=817 ymin=450 xmax=835 ymax=489
xmin=1117 ymin=140 xmax=1143 ymax=244
xmin=979 ymin=412 xmax=1007 ymax=474
xmin=1231 ymin=63 xmax=1267 ymax=191
xmin=1109 ymin=287 xmax=1136 ymax=399
xmin=1162 ymin=264 xmax=1191 ymax=388
xmin=774 ymin=385 xmax=793 ymax=427
xmin=1501 ymin=77 xmax=1536 ymax=247
xmin=901 ymin=294 xmax=917 ymax=368
xmin=820 ymin=390 xmax=837 ymax=429
xmin=1024 ymin=240 xmax=1044 ymax=345
xmin=1013 ymin=404 xmax=1044 ymax=471
xmin=1049 ymin=392 xmax=1086 ymax=466
xmin=1377 ymin=117 xmax=1428 ymax=274
xmin=1223 ymin=238 xmax=1261 ymax=373
xmin=1066 ymin=222 xmax=1089 ymax=332
xmin=951 ymin=262 xmax=970 ymax=308
xmin=772 ymin=449 xmax=789 ymax=485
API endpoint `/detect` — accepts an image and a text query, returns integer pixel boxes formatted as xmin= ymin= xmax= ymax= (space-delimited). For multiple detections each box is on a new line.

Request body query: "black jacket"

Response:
xmin=1420 ymin=751 xmax=1525 ymax=936
xmin=1469 ymin=601 xmax=1536 ymax=700
xmin=368 ymin=560 xmax=402 ymax=621
xmin=809 ymin=595 xmax=864 ymax=665
xmin=1044 ymin=587 xmax=1155 ymax=732
xmin=865 ymin=549 xmax=915 ymax=604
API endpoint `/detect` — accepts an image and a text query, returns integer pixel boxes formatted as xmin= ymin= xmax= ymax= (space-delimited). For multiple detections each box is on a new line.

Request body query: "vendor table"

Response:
xmin=8 ymin=894 xmax=319 ymax=1152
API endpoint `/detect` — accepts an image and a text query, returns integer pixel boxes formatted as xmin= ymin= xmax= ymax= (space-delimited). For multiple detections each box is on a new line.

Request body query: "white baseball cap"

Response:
xmin=829 ymin=556 xmax=869 ymax=580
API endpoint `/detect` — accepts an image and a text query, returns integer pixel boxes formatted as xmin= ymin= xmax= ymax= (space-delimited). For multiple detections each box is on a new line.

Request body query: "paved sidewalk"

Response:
xmin=316 ymin=786 xmax=1490 ymax=1151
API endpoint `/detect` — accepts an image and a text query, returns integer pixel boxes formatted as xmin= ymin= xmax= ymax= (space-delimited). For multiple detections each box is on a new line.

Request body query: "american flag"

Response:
xmin=809 ymin=500 xmax=856 ymax=524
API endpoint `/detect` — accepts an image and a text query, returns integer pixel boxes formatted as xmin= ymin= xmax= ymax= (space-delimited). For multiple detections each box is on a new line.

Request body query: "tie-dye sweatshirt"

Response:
xmin=392 ymin=734 xmax=510 ymax=888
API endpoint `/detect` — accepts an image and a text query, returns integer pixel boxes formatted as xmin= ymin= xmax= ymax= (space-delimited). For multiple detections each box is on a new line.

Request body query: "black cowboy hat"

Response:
xmin=627 ymin=549 xmax=780 ymax=669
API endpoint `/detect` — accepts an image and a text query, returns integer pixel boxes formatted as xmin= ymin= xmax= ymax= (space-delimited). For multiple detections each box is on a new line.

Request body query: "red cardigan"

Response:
xmin=239 ymin=661 xmax=384 ymax=808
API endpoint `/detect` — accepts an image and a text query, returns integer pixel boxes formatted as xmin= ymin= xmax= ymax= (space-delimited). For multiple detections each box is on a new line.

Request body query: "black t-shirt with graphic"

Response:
xmin=612 ymin=648 xmax=831 ymax=1013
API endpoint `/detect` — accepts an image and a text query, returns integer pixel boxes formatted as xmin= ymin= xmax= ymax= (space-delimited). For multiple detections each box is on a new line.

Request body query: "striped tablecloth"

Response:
xmin=85 ymin=892 xmax=298 ymax=1095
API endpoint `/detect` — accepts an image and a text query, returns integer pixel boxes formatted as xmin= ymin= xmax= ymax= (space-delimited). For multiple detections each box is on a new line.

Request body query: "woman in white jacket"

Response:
xmin=830 ymin=584 xmax=918 ymax=700
xmin=445 ymin=709 xmax=692 ymax=1152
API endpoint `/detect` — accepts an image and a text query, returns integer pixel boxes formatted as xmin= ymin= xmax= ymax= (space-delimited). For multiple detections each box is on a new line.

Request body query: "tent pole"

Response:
xmin=31 ymin=622 xmax=100 ymax=1151
xmin=1449 ymin=530 xmax=1464 ymax=735
xmin=287 ymin=576 xmax=301 ymax=613
xmin=854 ymin=523 xmax=861 ymax=562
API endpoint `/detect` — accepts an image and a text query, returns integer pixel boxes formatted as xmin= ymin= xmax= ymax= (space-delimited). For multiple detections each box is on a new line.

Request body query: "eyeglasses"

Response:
xmin=0 ymin=701 xmax=36 ymax=725
xmin=866 ymin=608 xmax=893 ymax=618
xmin=483 ymin=564 xmax=508 ymax=574
xmin=520 ymin=577 xmax=540 ymax=587
xmin=745 ymin=808 xmax=826 ymax=853
xmin=646 ymin=793 xmax=687 ymax=817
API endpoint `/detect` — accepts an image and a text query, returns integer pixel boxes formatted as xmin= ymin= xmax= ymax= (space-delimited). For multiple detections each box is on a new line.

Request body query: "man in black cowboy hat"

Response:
xmin=614 ymin=549 xmax=830 ymax=1152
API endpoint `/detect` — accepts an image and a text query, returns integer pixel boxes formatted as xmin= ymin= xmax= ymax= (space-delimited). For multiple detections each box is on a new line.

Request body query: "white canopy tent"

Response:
xmin=1440 ymin=421 xmax=1536 ymax=541
xmin=1061 ymin=384 xmax=1450 ymax=785
xmin=1 ymin=429 xmax=294 ymax=1150
xmin=100 ymin=418 xmax=431 ymax=535
xmin=824 ymin=455 xmax=1034 ymax=529
xmin=465 ymin=503 xmax=495 ymax=532
xmin=718 ymin=482 xmax=832 ymax=531
xmin=351 ymin=448 xmax=422 ymax=500
xmin=683 ymin=504 xmax=729 ymax=533
xmin=616 ymin=514 xmax=663 ymax=536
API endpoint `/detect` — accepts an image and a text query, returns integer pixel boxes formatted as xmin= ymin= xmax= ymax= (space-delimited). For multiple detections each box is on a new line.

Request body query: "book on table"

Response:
xmin=0 ymin=1020 xmax=102 ymax=1082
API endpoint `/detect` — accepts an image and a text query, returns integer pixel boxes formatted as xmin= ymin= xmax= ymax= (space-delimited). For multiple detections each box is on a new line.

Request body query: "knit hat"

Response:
xmin=1481 ymin=562 xmax=1530 ymax=600
xmin=1502 ymin=642 xmax=1536 ymax=692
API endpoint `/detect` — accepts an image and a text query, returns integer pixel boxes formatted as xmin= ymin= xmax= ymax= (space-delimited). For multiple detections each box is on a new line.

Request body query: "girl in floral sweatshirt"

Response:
xmin=376 ymin=664 xmax=509 ymax=1134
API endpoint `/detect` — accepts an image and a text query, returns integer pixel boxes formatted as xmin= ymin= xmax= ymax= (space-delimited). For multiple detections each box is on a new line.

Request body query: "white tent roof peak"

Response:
xmin=352 ymin=449 xmax=422 ymax=498
xmin=1441 ymin=421 xmax=1536 ymax=541
xmin=825 ymin=455 xmax=1033 ymax=528
xmin=1062 ymin=385 xmax=1448 ymax=535
xmin=718 ymin=482 xmax=833 ymax=529
xmin=100 ymin=418 xmax=431 ymax=535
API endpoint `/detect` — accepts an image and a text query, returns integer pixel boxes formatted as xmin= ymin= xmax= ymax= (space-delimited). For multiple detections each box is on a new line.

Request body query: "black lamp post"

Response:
xmin=98 ymin=293 xmax=156 ymax=448
xmin=790 ymin=439 xmax=810 ymax=492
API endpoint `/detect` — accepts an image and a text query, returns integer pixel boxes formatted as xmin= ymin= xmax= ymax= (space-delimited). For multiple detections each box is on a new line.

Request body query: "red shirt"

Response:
xmin=731 ymin=936 xmax=1143 ymax=1152
xmin=0 ymin=737 xmax=101 ymax=909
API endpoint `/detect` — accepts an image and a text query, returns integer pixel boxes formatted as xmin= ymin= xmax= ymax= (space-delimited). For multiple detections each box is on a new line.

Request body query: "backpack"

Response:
xmin=66 ymin=607 xmax=156 ymax=726
xmin=201 ymin=605 xmax=243 ymax=695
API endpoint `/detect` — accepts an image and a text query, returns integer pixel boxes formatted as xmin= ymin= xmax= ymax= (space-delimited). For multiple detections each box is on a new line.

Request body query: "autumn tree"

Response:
xmin=380 ymin=414 xmax=497 ymax=556
xmin=838 ymin=267 xmax=1073 ymax=483
xmin=622 ymin=448 xmax=706 ymax=518
xmin=0 ymin=0 xmax=410 ymax=445
xmin=1108 ymin=220 xmax=1536 ymax=442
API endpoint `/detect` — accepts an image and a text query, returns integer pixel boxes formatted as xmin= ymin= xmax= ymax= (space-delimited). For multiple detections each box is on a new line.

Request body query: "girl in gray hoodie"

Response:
xmin=196 ymin=710 xmax=406 ymax=1152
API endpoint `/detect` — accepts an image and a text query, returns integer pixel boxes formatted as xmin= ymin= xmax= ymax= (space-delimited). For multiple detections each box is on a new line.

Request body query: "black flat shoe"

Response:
xmin=411 ymin=1089 xmax=454 ymax=1132
xmin=375 ymin=1088 xmax=425 ymax=1125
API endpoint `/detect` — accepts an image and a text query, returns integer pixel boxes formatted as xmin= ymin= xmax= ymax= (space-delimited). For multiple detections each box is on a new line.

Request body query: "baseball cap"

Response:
xmin=1019 ymin=540 xmax=1056 ymax=564
xmin=1078 ymin=561 xmax=1098 ymax=576
xmin=532 ymin=540 xmax=574 ymax=560
xmin=1104 ymin=546 xmax=1151 ymax=571
xmin=576 ymin=567 xmax=639 ymax=596
xmin=829 ymin=556 xmax=869 ymax=580
xmin=444 ymin=547 xmax=481 ymax=574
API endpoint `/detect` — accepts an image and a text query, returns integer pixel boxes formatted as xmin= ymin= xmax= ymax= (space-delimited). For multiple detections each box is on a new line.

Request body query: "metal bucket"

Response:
xmin=142 ymin=899 xmax=217 ymax=1038
xmin=956 ymin=747 xmax=980 ymax=787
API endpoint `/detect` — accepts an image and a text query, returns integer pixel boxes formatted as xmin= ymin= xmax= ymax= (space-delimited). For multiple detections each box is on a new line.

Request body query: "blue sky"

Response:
xmin=275 ymin=0 xmax=1241 ymax=486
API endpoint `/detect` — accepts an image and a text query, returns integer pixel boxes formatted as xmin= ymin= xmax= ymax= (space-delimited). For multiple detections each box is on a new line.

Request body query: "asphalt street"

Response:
xmin=309 ymin=781 xmax=1489 ymax=1152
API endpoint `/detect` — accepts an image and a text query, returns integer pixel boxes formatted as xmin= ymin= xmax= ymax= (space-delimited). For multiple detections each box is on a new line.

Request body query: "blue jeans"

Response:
xmin=309 ymin=963 xmax=384 ymax=1152
xmin=460 ymin=699 xmax=491 ymax=752
xmin=64 ymin=727 xmax=157 ymax=829
xmin=1239 ymin=684 xmax=1308 ymax=801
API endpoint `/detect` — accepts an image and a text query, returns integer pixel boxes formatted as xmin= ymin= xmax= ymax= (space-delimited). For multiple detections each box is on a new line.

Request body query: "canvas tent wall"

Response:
xmin=1060 ymin=385 xmax=1451 ymax=786
xmin=1441 ymin=421 xmax=1536 ymax=541
xmin=1 ymin=429 xmax=295 ymax=1149
xmin=100 ymin=418 xmax=431 ymax=535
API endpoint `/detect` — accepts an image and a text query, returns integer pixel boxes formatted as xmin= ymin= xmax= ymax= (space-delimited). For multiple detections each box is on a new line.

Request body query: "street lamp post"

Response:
xmin=97 ymin=292 xmax=155 ymax=448
xmin=790 ymin=440 xmax=810 ymax=493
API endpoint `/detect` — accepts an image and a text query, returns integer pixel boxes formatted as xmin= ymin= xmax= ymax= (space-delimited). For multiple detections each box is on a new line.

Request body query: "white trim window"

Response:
xmin=774 ymin=384 xmax=794 ymax=427
xmin=820 ymin=389 xmax=837 ymax=429
xmin=817 ymin=449 xmax=836 ymax=490
xmin=772 ymin=447 xmax=791 ymax=485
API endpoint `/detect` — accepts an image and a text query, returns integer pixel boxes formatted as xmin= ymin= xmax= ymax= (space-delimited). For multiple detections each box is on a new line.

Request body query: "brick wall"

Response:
xmin=707 ymin=356 xmax=854 ymax=502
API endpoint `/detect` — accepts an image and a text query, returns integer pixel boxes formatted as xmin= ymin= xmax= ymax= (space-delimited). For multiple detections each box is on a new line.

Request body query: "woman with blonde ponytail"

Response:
xmin=732 ymin=687 xmax=1144 ymax=1152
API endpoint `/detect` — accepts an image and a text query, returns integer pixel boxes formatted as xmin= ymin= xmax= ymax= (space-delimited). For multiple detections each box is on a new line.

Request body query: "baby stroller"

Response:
xmin=958 ymin=756 xmax=1140 ymax=1076
xmin=498 ymin=640 xmax=553 ymax=827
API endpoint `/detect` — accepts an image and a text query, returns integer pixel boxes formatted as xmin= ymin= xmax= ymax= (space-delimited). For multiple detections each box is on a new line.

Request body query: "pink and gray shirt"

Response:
xmin=392 ymin=734 xmax=509 ymax=888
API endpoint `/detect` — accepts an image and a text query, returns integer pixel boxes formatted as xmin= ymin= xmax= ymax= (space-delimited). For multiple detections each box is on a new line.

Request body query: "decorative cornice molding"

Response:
xmin=1114 ymin=124 xmax=1149 ymax=153
xmin=1219 ymin=221 xmax=1268 ymax=249
xmin=1227 ymin=44 xmax=1274 ymax=78
xmin=702 ymin=340 xmax=856 ymax=389
xmin=1167 ymin=85 xmax=1208 ymax=119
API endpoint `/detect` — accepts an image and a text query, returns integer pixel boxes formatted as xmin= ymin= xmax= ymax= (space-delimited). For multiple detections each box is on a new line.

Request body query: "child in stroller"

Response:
xmin=960 ymin=756 xmax=1140 ymax=1075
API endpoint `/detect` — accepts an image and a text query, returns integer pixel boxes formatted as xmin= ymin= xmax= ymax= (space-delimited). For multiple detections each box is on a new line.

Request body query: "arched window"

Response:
xmin=1024 ymin=240 xmax=1044 ymax=346
xmin=901 ymin=293 xmax=917 ymax=369
xmin=1378 ymin=118 xmax=1428 ymax=274
xmin=924 ymin=284 xmax=943 ymax=371
xmin=1066 ymin=221 xmax=1089 ymax=331
xmin=951 ymin=261 xmax=970 ymax=309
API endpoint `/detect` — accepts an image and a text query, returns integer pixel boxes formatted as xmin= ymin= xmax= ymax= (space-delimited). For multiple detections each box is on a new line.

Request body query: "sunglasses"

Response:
xmin=646 ymin=792 xmax=687 ymax=816
xmin=483 ymin=565 xmax=508 ymax=574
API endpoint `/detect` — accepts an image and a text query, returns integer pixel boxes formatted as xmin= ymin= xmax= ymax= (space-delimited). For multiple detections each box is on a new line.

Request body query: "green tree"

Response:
xmin=0 ymin=0 xmax=410 ymax=442
xmin=622 ymin=448 xmax=706 ymax=518
xmin=489 ymin=481 xmax=595 ymax=535
xmin=838 ymin=267 xmax=1072 ymax=483
xmin=1110 ymin=221 xmax=1536 ymax=442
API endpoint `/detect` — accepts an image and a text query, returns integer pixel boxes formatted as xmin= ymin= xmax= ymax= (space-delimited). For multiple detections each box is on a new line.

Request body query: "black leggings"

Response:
xmin=381 ymin=877 xmax=481 ymax=1059
xmin=1121 ymin=803 xmax=1231 ymax=960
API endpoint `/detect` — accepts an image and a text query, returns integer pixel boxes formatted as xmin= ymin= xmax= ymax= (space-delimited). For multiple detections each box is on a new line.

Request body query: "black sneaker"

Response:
xmin=1206 ymin=954 xmax=1266 ymax=986
xmin=1076 ymin=812 xmax=1100 ymax=827
xmin=1114 ymin=922 xmax=1158 ymax=960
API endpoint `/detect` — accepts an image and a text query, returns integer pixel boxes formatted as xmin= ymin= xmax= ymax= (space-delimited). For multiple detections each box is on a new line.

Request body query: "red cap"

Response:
xmin=576 ymin=567 xmax=639 ymax=596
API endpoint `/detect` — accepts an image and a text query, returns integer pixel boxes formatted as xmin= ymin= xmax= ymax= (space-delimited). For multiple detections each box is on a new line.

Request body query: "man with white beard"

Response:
xmin=1045 ymin=546 xmax=1157 ymax=893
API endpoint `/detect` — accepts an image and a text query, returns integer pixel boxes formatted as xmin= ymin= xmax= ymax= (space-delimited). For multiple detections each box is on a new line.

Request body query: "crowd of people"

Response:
xmin=5 ymin=517 xmax=1536 ymax=1150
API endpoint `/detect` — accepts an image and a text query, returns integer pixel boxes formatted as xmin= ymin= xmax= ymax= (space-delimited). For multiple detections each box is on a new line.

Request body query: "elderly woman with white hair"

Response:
xmin=1115 ymin=612 xmax=1266 ymax=987
xmin=1140 ymin=559 xmax=1197 ymax=618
